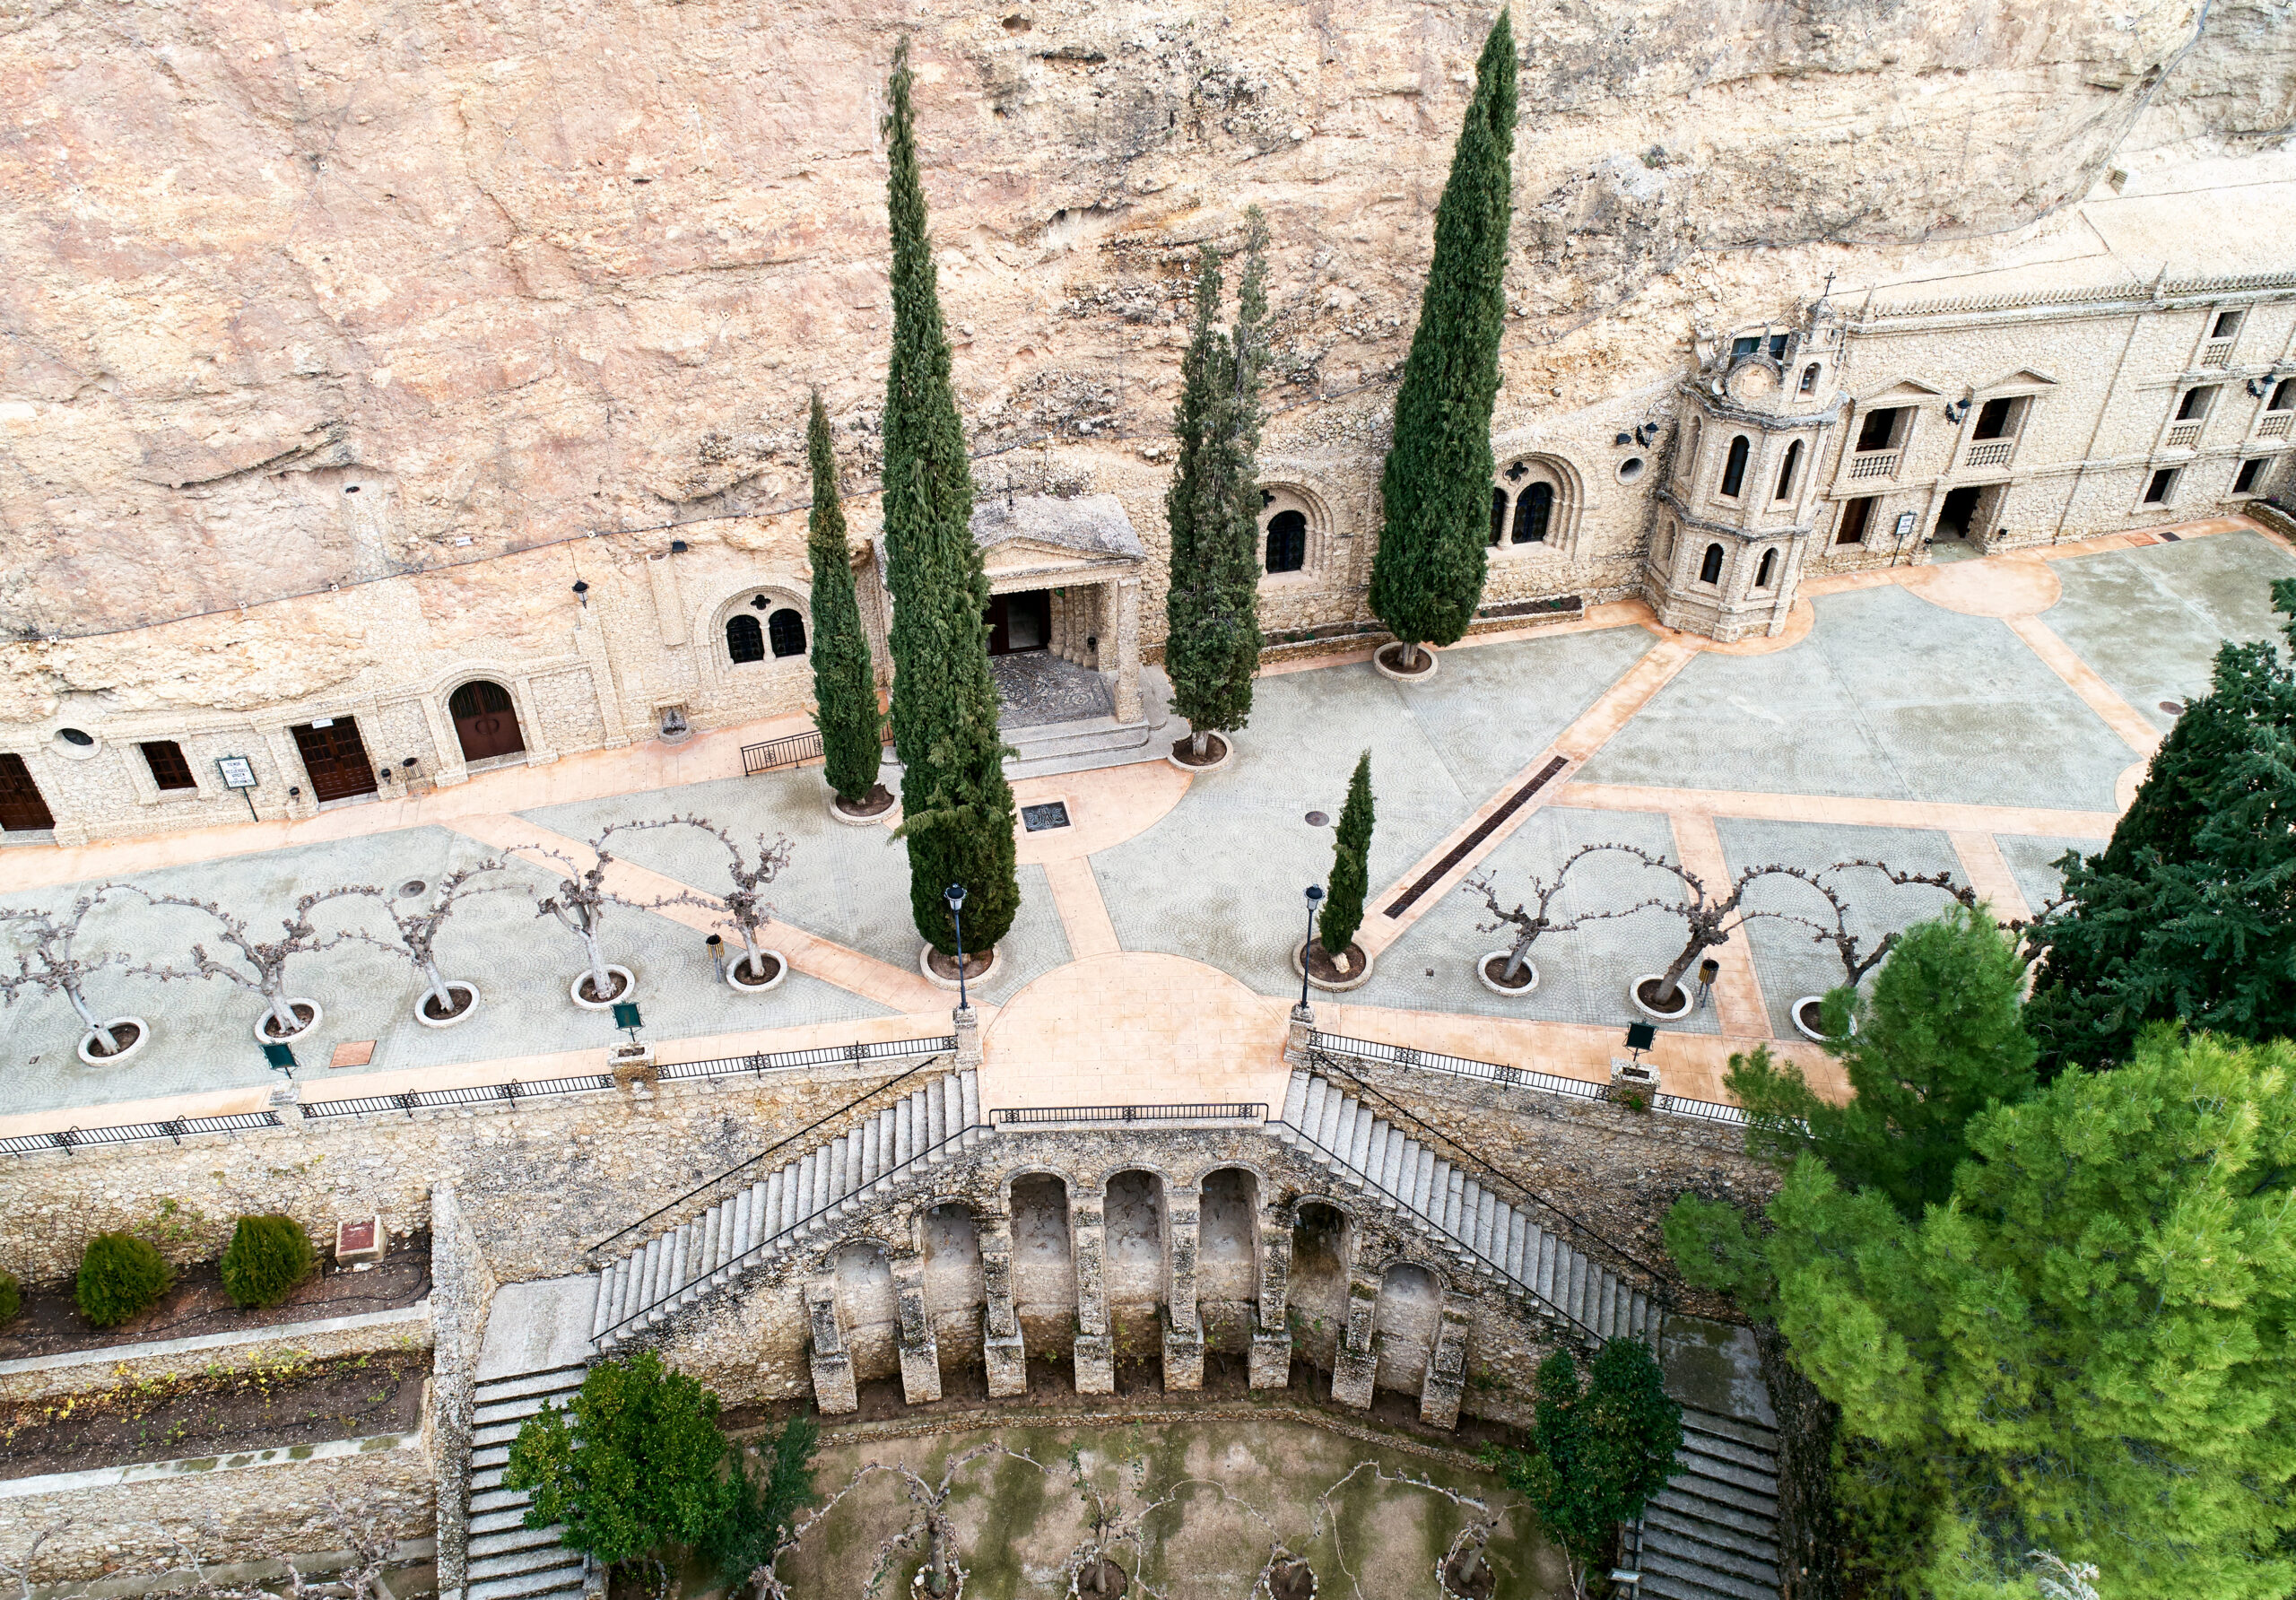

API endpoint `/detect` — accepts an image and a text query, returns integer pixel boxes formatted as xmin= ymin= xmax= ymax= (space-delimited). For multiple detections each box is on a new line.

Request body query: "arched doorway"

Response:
xmin=1287 ymin=1201 xmax=1351 ymax=1372
xmin=1371 ymin=1262 xmax=1441 ymax=1397
xmin=831 ymin=1240 xmax=900 ymax=1384
xmin=448 ymin=681 xmax=526 ymax=763
xmin=921 ymin=1202 xmax=986 ymax=1372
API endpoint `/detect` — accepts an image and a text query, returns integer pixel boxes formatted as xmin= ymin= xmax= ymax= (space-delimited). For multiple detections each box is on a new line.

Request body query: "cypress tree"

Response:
xmin=1318 ymin=750 xmax=1375 ymax=961
xmin=1368 ymin=13 xmax=1518 ymax=669
xmin=879 ymin=40 xmax=1020 ymax=961
xmin=804 ymin=390 xmax=883 ymax=809
xmin=1164 ymin=211 xmax=1272 ymax=761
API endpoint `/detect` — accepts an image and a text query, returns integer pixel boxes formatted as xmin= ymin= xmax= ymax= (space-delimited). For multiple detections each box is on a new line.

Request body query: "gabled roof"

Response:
xmin=971 ymin=492 xmax=1145 ymax=563
xmin=1855 ymin=378 xmax=1947 ymax=404
xmin=1976 ymin=367 xmax=2059 ymax=392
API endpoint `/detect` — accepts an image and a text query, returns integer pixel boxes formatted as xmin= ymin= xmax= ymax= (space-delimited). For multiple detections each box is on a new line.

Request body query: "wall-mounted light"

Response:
xmin=1613 ymin=431 xmax=1633 ymax=448
xmin=571 ymin=580 xmax=590 ymax=607
xmin=669 ymin=539 xmax=690 ymax=553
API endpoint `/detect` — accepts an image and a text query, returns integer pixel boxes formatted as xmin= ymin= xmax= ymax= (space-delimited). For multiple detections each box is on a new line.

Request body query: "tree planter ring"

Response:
xmin=1261 ymin=1558 xmax=1318 ymax=1600
xmin=827 ymin=784 xmax=897 ymax=827
xmin=1166 ymin=732 xmax=1233 ymax=772
xmin=1629 ymin=975 xmax=1695 ymax=1022
xmin=252 ymin=999 xmax=323 ymax=1046
xmin=414 ymin=982 xmax=482 ymax=1029
xmin=1293 ymin=939 xmax=1376 ymax=993
xmin=76 ymin=1017 xmax=150 ymax=1066
xmin=1475 ymin=951 xmax=1540 ymax=997
xmin=1433 ymin=1550 xmax=1492 ymax=1600
xmin=726 ymin=951 xmax=789 ymax=993
xmin=570 ymin=967 xmax=636 ymax=1010
xmin=920 ymin=944 xmax=998 ymax=991
xmin=1372 ymin=641 xmax=1440 ymax=682
xmin=1791 ymin=996 xmax=1858 ymax=1043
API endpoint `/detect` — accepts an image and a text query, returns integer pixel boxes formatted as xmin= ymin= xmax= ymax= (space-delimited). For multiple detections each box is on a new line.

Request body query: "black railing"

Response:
xmin=990 ymin=1103 xmax=1266 ymax=1126
xmin=1310 ymin=1032 xmax=1750 ymax=1127
xmin=741 ymin=730 xmax=823 ymax=776
xmin=0 ymin=1109 xmax=283 ymax=1157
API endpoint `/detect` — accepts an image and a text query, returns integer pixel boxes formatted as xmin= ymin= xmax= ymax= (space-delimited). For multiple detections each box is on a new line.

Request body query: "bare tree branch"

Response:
xmin=130 ymin=886 xmax=370 ymax=1042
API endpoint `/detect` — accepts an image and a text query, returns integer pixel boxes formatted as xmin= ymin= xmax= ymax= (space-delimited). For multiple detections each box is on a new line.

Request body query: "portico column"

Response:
xmin=1249 ymin=1203 xmax=1294 ymax=1389
xmin=1070 ymin=1181 xmax=1115 ymax=1394
xmin=979 ymin=1211 xmax=1028 ymax=1397
xmin=892 ymin=1251 xmax=942 ymax=1404
xmin=1110 ymin=576 xmax=1143 ymax=723
xmin=1161 ymin=1182 xmax=1205 ymax=1391
xmin=804 ymin=1280 xmax=857 ymax=1414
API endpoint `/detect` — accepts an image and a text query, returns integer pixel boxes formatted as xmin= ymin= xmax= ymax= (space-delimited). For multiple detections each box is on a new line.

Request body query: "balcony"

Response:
xmin=2201 ymin=339 xmax=2235 ymax=369
xmin=1847 ymin=449 xmax=1900 ymax=482
xmin=2166 ymin=421 xmax=2205 ymax=448
xmin=1963 ymin=439 xmax=2015 ymax=469
xmin=2258 ymin=411 xmax=2292 ymax=439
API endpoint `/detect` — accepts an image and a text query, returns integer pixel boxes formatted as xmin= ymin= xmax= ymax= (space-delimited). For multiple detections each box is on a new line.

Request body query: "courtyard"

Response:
xmin=1 ymin=520 xmax=2290 ymax=1128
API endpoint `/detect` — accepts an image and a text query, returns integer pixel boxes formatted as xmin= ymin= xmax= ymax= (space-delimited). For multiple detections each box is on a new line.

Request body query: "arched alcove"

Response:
xmin=1370 ymin=1261 xmax=1442 ymax=1397
xmin=1287 ymin=1201 xmax=1351 ymax=1370
xmin=831 ymin=1240 xmax=900 ymax=1383
xmin=1197 ymin=1167 xmax=1261 ymax=1352
xmin=1010 ymin=1174 xmax=1075 ymax=1356
xmin=921 ymin=1202 xmax=985 ymax=1369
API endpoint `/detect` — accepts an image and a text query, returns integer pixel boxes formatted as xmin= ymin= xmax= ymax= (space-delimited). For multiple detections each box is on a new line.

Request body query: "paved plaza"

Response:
xmin=2 ymin=521 xmax=2289 ymax=1126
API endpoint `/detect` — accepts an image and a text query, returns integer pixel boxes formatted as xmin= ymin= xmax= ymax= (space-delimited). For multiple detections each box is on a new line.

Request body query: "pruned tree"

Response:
xmin=1465 ymin=843 xmax=1656 ymax=985
xmin=1758 ymin=857 xmax=1977 ymax=989
xmin=1057 ymin=1443 xmax=1277 ymax=1600
xmin=1610 ymin=848 xmax=1803 ymax=1008
xmin=1311 ymin=1461 xmax=1514 ymax=1599
xmin=135 ymin=888 xmax=367 ymax=1042
xmin=339 ymin=860 xmax=514 ymax=1022
xmin=526 ymin=825 xmax=711 ymax=1005
xmin=0 ymin=887 xmax=141 ymax=1056
xmin=859 ymin=1444 xmax=1048 ymax=1598
xmin=647 ymin=816 xmax=796 ymax=985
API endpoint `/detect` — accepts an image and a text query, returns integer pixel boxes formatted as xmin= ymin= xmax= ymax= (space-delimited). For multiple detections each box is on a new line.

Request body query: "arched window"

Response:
xmin=767 ymin=608 xmax=806 ymax=657
xmin=1755 ymin=548 xmax=1778 ymax=589
xmin=1699 ymin=543 xmax=1725 ymax=585
xmin=1677 ymin=419 xmax=1700 ymax=483
xmin=726 ymin=613 xmax=765 ymax=664
xmin=1512 ymin=482 xmax=1553 ymax=543
xmin=1799 ymin=363 xmax=1820 ymax=395
xmin=1265 ymin=509 xmax=1307 ymax=573
xmin=1774 ymin=439 xmax=1802 ymax=501
xmin=1719 ymin=436 xmax=1750 ymax=498
xmin=1489 ymin=487 xmax=1509 ymax=547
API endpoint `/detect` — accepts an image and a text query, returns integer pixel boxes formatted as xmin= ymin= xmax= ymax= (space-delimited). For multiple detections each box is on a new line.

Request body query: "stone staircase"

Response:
xmin=465 ymin=1362 xmax=589 ymax=1600
xmin=590 ymin=1067 xmax=985 ymax=1349
xmin=1627 ymin=1408 xmax=1784 ymax=1600
xmin=1276 ymin=1070 xmax=1657 ymax=1344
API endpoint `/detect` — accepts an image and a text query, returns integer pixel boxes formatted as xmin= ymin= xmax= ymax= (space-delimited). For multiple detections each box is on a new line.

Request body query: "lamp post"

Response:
xmin=1300 ymin=884 xmax=1326 ymax=1012
xmin=944 ymin=883 xmax=970 ymax=1011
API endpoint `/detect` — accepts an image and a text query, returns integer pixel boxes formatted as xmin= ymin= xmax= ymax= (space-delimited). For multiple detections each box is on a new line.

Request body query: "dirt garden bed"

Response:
xmin=0 ymin=1233 xmax=431 ymax=1362
xmin=0 ymin=1349 xmax=429 ymax=1479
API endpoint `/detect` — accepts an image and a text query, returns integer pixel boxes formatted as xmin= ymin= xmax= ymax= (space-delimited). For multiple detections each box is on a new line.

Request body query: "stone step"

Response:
xmin=1639 ymin=1526 xmax=1779 ymax=1591
xmin=472 ymin=1443 xmax=513 ymax=1471
xmin=1635 ymin=1546 xmax=1779 ymax=1600
xmin=474 ymin=1365 xmax=588 ymax=1404
xmin=474 ymin=1418 xmax=541 ymax=1448
xmin=1667 ymin=1450 xmax=1779 ymax=1500
xmin=469 ymin=1507 xmax=541 ymax=1536
xmin=466 ymin=1560 xmax=587 ymax=1600
xmin=1643 ymin=1494 xmax=1779 ymax=1549
xmin=469 ymin=1541 xmax=578 ymax=1581
xmin=469 ymin=1523 xmax=562 ymax=1559
xmin=470 ymin=1488 xmax=532 ymax=1515
xmin=474 ymin=1389 xmax=573 ymax=1429
xmin=1683 ymin=1409 xmax=1780 ymax=1452
xmin=1643 ymin=1506 xmax=1779 ymax=1566
xmin=471 ymin=1466 xmax=508 ymax=1492
xmin=1679 ymin=1426 xmax=1779 ymax=1476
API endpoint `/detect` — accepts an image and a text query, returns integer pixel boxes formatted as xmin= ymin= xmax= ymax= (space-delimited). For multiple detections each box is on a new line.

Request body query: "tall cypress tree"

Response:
xmin=1164 ymin=210 xmax=1272 ymax=761
xmin=804 ymin=390 xmax=883 ymax=809
xmin=1368 ymin=13 xmax=1518 ymax=670
xmin=1318 ymin=750 xmax=1375 ymax=962
xmin=880 ymin=40 xmax=1020 ymax=960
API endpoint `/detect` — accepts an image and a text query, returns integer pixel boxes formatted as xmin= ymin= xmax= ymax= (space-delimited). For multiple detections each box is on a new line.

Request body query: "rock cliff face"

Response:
xmin=0 ymin=0 xmax=2283 ymax=701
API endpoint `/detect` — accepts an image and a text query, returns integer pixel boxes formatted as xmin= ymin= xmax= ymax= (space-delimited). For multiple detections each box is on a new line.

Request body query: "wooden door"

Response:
xmin=291 ymin=718 xmax=379 ymax=803
xmin=984 ymin=594 xmax=1013 ymax=656
xmin=448 ymin=681 xmax=526 ymax=762
xmin=0 ymin=754 xmax=55 ymax=831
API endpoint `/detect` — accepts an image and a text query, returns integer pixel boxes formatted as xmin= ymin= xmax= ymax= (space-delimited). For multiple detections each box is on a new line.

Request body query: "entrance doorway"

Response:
xmin=291 ymin=717 xmax=379 ymax=804
xmin=448 ymin=681 xmax=526 ymax=763
xmin=0 ymin=754 xmax=55 ymax=832
xmin=1933 ymin=485 xmax=1996 ymax=543
xmin=985 ymin=590 xmax=1051 ymax=655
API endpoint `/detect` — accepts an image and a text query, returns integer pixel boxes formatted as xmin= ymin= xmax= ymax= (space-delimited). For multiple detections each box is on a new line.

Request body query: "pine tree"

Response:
xmin=1368 ymin=13 xmax=1518 ymax=670
xmin=805 ymin=391 xmax=883 ymax=808
xmin=1318 ymin=750 xmax=1374 ymax=961
xmin=1164 ymin=211 xmax=1272 ymax=761
xmin=2022 ymin=578 xmax=2296 ymax=1074
xmin=879 ymin=39 xmax=1021 ymax=960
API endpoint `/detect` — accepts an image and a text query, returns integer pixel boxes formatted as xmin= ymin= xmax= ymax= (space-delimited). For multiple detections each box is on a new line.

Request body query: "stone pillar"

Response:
xmin=893 ymin=1254 xmax=942 ymax=1404
xmin=953 ymin=1006 xmax=981 ymax=1070
xmin=1283 ymin=1004 xmax=1316 ymax=1069
xmin=1110 ymin=577 xmax=1143 ymax=724
xmin=979 ymin=1213 xmax=1028 ymax=1397
xmin=1328 ymin=1271 xmax=1381 ymax=1410
xmin=647 ymin=552 xmax=688 ymax=648
xmin=1249 ymin=1204 xmax=1294 ymax=1389
xmin=1069 ymin=1181 xmax=1115 ymax=1394
xmin=1420 ymin=1291 xmax=1473 ymax=1430
xmin=1161 ymin=1182 xmax=1205 ymax=1391
xmin=805 ymin=1280 xmax=857 ymax=1414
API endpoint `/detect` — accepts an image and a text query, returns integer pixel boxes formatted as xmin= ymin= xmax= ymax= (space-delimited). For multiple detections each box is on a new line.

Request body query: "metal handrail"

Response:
xmin=599 ymin=1120 xmax=987 ymax=1344
xmin=0 ymin=1109 xmax=283 ymax=1157
xmin=1310 ymin=1031 xmax=1751 ymax=1127
xmin=989 ymin=1103 xmax=1265 ymax=1126
xmin=585 ymin=1047 xmax=959 ymax=1256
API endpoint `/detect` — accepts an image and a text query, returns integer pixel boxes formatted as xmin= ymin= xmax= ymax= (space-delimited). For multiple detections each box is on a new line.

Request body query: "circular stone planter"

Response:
xmin=413 ymin=982 xmax=482 ymax=1029
xmin=725 ymin=950 xmax=789 ymax=994
xmin=1166 ymin=731 xmax=1233 ymax=772
xmin=920 ymin=944 xmax=999 ymax=991
xmin=569 ymin=966 xmax=637 ymax=1010
xmin=1629 ymin=974 xmax=1695 ymax=1022
xmin=252 ymin=999 xmax=323 ymax=1046
xmin=1475 ymin=951 xmax=1540 ymax=997
xmin=1293 ymin=939 xmax=1377 ymax=993
xmin=76 ymin=1018 xmax=150 ymax=1066
xmin=1263 ymin=1559 xmax=1318 ymax=1600
xmin=1371 ymin=641 xmax=1440 ymax=683
xmin=1791 ymin=996 xmax=1859 ymax=1043
xmin=1434 ymin=1549 xmax=1494 ymax=1600
xmin=827 ymin=784 xmax=897 ymax=827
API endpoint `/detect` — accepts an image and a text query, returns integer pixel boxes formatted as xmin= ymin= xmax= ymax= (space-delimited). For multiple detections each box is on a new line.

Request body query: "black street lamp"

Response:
xmin=944 ymin=883 xmax=970 ymax=1011
xmin=1300 ymin=883 xmax=1326 ymax=1012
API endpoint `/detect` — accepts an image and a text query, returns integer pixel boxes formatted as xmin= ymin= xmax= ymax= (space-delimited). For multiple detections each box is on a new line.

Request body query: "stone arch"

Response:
xmin=1009 ymin=1172 xmax=1076 ymax=1356
xmin=1103 ymin=1168 xmax=1168 ymax=1310
xmin=1676 ymin=417 xmax=1701 ymax=484
xmin=1774 ymin=439 xmax=1803 ymax=501
xmin=1487 ymin=448 xmax=1585 ymax=555
xmin=1371 ymin=1259 xmax=1444 ymax=1398
xmin=1196 ymin=1166 xmax=1261 ymax=1352
xmin=919 ymin=1199 xmax=986 ymax=1371
xmin=1256 ymin=474 xmax=1337 ymax=582
xmin=1719 ymin=436 xmax=1751 ymax=500
xmin=830 ymin=1239 xmax=900 ymax=1384
xmin=708 ymin=585 xmax=810 ymax=674
xmin=1754 ymin=547 xmax=1779 ymax=590
xmin=1287 ymin=1198 xmax=1353 ymax=1371
xmin=1700 ymin=542 xmax=1726 ymax=585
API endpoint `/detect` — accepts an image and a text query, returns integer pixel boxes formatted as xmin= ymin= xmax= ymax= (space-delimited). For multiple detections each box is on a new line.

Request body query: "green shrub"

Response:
xmin=219 ymin=1215 xmax=316 ymax=1309
xmin=75 ymin=1232 xmax=172 ymax=1327
xmin=0 ymin=1271 xmax=20 ymax=1326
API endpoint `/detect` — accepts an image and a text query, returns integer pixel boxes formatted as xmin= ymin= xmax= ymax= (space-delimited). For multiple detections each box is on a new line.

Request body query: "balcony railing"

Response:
xmin=2258 ymin=412 xmax=2292 ymax=439
xmin=1847 ymin=449 xmax=1900 ymax=481
xmin=1963 ymin=439 xmax=2015 ymax=468
xmin=2167 ymin=421 xmax=2205 ymax=448
xmin=2202 ymin=339 xmax=2235 ymax=369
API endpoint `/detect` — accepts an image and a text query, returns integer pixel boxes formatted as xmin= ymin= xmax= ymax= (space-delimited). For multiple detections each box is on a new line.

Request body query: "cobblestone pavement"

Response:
xmin=2 ymin=519 xmax=2289 ymax=1124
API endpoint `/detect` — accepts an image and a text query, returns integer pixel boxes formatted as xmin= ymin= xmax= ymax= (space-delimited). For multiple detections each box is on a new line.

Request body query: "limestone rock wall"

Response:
xmin=0 ymin=0 xmax=2283 ymax=669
